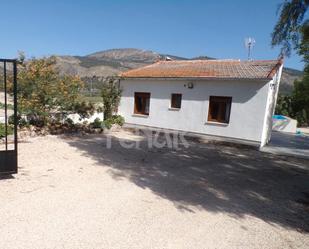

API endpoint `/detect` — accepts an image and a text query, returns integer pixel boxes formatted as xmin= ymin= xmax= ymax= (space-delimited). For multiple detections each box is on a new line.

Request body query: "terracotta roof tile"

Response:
xmin=120 ymin=59 xmax=283 ymax=80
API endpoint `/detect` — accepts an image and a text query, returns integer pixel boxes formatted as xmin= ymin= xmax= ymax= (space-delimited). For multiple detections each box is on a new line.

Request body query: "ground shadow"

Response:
xmin=66 ymin=132 xmax=309 ymax=232
xmin=270 ymin=131 xmax=309 ymax=150
xmin=0 ymin=174 xmax=15 ymax=180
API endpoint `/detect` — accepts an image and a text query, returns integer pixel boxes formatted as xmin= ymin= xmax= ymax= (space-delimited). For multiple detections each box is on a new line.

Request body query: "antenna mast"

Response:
xmin=245 ymin=37 xmax=255 ymax=60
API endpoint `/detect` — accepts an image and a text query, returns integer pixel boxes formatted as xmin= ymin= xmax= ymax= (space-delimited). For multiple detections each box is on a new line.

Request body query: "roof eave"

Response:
xmin=119 ymin=76 xmax=271 ymax=82
xmin=267 ymin=58 xmax=284 ymax=78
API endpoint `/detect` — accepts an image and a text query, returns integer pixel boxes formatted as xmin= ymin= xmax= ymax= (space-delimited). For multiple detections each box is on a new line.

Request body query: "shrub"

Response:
xmin=64 ymin=118 xmax=74 ymax=127
xmin=0 ymin=123 xmax=14 ymax=138
xmin=0 ymin=102 xmax=14 ymax=110
xmin=28 ymin=116 xmax=46 ymax=127
xmin=276 ymin=91 xmax=309 ymax=127
xmin=103 ymin=119 xmax=113 ymax=129
xmin=91 ymin=118 xmax=104 ymax=129
xmin=111 ymin=115 xmax=125 ymax=126
xmin=102 ymin=115 xmax=125 ymax=130
xmin=19 ymin=118 xmax=29 ymax=128
xmin=8 ymin=114 xmax=29 ymax=128
xmin=8 ymin=115 xmax=16 ymax=125
xmin=73 ymin=101 xmax=96 ymax=120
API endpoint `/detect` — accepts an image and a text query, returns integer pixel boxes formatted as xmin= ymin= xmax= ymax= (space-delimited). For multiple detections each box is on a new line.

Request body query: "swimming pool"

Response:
xmin=273 ymin=115 xmax=287 ymax=120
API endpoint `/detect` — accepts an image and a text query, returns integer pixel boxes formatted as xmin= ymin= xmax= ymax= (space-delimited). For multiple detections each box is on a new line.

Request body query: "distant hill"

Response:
xmin=52 ymin=48 xmax=303 ymax=94
xmin=279 ymin=67 xmax=303 ymax=94
xmin=54 ymin=48 xmax=161 ymax=78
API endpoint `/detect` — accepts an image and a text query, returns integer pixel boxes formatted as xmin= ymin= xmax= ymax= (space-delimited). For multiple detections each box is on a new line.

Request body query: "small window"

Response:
xmin=134 ymin=92 xmax=150 ymax=115
xmin=171 ymin=94 xmax=182 ymax=109
xmin=207 ymin=96 xmax=232 ymax=124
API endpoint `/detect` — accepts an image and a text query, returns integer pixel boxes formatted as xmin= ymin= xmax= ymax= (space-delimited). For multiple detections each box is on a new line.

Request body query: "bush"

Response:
xmin=8 ymin=115 xmax=15 ymax=125
xmin=8 ymin=114 xmax=29 ymax=128
xmin=275 ymin=92 xmax=309 ymax=127
xmin=102 ymin=115 xmax=125 ymax=130
xmin=111 ymin=115 xmax=125 ymax=126
xmin=0 ymin=102 xmax=14 ymax=110
xmin=64 ymin=118 xmax=74 ymax=127
xmin=275 ymin=94 xmax=293 ymax=117
xmin=103 ymin=119 xmax=113 ymax=129
xmin=91 ymin=118 xmax=104 ymax=129
xmin=0 ymin=123 xmax=14 ymax=138
xmin=28 ymin=116 xmax=46 ymax=127
xmin=19 ymin=118 xmax=29 ymax=128
xmin=73 ymin=101 xmax=96 ymax=120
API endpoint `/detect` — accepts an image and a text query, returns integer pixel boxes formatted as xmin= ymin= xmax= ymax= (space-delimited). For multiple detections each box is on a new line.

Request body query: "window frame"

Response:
xmin=207 ymin=96 xmax=232 ymax=124
xmin=170 ymin=93 xmax=182 ymax=109
xmin=134 ymin=92 xmax=151 ymax=116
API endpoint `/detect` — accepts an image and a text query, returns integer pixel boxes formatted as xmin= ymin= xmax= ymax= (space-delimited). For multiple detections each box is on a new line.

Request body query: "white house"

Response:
xmin=118 ymin=59 xmax=283 ymax=147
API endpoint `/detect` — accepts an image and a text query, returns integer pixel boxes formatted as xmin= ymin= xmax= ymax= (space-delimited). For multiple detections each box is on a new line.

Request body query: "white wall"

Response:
xmin=118 ymin=78 xmax=271 ymax=143
xmin=260 ymin=66 xmax=283 ymax=146
xmin=67 ymin=112 xmax=104 ymax=124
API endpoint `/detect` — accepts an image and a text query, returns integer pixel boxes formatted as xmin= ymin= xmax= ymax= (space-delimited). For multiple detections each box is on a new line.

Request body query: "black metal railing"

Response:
xmin=0 ymin=59 xmax=18 ymax=174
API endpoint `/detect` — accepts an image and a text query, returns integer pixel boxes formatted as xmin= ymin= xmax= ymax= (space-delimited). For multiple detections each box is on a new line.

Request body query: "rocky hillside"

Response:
xmin=54 ymin=49 xmax=162 ymax=78
xmin=279 ymin=67 xmax=303 ymax=94
xmin=54 ymin=48 xmax=214 ymax=77
xmin=53 ymin=48 xmax=302 ymax=94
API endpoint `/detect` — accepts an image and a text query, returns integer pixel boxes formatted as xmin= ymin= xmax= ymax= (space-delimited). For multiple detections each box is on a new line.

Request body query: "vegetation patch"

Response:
xmin=0 ymin=123 xmax=14 ymax=138
xmin=272 ymin=1 xmax=309 ymax=127
xmin=90 ymin=115 xmax=124 ymax=130
xmin=2 ymin=55 xmax=125 ymax=138
xmin=0 ymin=102 xmax=14 ymax=110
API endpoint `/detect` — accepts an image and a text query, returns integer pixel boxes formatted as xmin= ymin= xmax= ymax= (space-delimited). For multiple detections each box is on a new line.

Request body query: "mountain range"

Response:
xmin=54 ymin=48 xmax=302 ymax=94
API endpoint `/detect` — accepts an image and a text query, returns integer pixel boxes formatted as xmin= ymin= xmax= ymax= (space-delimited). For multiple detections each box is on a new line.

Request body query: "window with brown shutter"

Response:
xmin=134 ymin=92 xmax=151 ymax=115
xmin=171 ymin=94 xmax=182 ymax=109
xmin=207 ymin=96 xmax=232 ymax=124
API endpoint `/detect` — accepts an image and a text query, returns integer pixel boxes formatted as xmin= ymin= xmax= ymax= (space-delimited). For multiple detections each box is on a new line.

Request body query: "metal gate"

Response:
xmin=0 ymin=59 xmax=17 ymax=174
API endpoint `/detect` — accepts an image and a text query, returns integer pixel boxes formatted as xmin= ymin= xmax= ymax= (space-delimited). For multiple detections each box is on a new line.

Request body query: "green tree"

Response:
xmin=292 ymin=71 xmax=309 ymax=125
xmin=16 ymin=56 xmax=95 ymax=125
xmin=101 ymin=77 xmax=122 ymax=121
xmin=298 ymin=20 xmax=309 ymax=62
xmin=273 ymin=1 xmax=309 ymax=126
xmin=275 ymin=94 xmax=294 ymax=116
xmin=272 ymin=0 xmax=309 ymax=57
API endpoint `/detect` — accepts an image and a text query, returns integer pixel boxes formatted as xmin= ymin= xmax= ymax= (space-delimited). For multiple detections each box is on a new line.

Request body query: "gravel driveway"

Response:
xmin=0 ymin=130 xmax=308 ymax=249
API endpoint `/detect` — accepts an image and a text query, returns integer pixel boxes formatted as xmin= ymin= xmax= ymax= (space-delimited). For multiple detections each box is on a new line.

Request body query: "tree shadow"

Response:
xmin=270 ymin=131 xmax=309 ymax=150
xmin=65 ymin=132 xmax=309 ymax=232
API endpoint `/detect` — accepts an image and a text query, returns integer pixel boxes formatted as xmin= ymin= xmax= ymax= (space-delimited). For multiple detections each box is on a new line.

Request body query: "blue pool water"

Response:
xmin=273 ymin=115 xmax=287 ymax=120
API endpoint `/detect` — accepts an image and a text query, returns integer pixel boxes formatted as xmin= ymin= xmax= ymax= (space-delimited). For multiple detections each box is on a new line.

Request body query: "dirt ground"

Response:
xmin=0 ymin=130 xmax=309 ymax=249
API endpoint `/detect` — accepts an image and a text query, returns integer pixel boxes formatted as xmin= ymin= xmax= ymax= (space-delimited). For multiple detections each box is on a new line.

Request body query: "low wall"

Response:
xmin=67 ymin=112 xmax=104 ymax=124
xmin=272 ymin=115 xmax=297 ymax=133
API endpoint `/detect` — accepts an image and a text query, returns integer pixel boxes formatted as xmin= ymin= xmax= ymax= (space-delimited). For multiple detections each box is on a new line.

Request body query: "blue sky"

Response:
xmin=0 ymin=0 xmax=304 ymax=70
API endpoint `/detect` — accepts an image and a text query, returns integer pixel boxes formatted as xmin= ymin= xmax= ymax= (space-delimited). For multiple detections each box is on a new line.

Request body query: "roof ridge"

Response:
xmin=158 ymin=59 xmax=280 ymax=63
xmin=120 ymin=58 xmax=284 ymax=79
